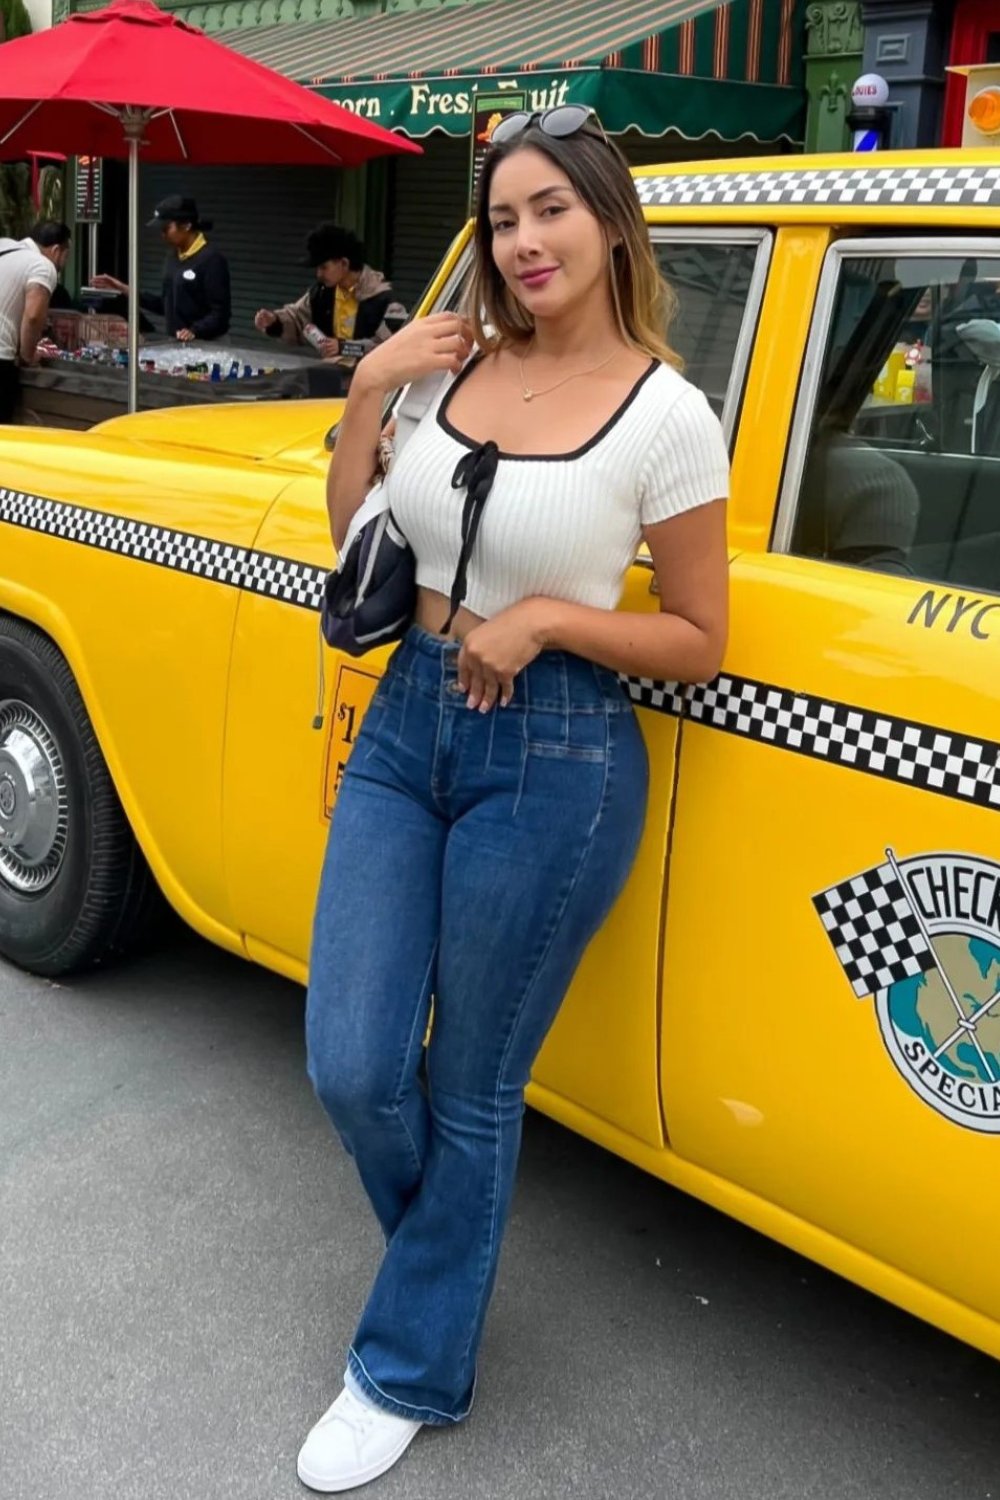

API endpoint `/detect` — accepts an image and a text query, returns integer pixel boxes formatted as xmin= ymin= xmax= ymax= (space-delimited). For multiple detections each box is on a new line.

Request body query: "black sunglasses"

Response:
xmin=488 ymin=104 xmax=610 ymax=149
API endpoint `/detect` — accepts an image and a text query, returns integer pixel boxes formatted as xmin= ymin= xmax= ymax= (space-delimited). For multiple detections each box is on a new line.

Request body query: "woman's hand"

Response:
xmin=92 ymin=273 xmax=128 ymax=294
xmin=353 ymin=313 xmax=474 ymax=397
xmin=457 ymin=599 xmax=554 ymax=712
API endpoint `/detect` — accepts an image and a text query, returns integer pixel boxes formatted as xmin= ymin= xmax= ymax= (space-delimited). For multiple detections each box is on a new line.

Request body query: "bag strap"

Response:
xmin=340 ymin=478 xmax=394 ymax=556
xmin=390 ymin=357 xmax=472 ymax=461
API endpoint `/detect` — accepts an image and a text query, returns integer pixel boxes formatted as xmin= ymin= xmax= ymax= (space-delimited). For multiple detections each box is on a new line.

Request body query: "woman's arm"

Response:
xmin=326 ymin=312 xmax=473 ymax=551
xmin=326 ymin=371 xmax=391 ymax=550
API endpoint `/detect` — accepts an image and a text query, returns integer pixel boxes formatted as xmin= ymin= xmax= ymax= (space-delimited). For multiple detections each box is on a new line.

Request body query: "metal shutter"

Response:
xmin=138 ymin=164 xmax=341 ymax=340
xmin=386 ymin=135 xmax=470 ymax=311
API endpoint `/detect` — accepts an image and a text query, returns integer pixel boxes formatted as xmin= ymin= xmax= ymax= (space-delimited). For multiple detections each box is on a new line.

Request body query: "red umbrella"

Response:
xmin=0 ymin=0 xmax=421 ymax=408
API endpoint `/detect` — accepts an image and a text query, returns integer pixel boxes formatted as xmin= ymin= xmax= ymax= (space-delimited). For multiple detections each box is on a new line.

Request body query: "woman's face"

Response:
xmin=487 ymin=145 xmax=609 ymax=324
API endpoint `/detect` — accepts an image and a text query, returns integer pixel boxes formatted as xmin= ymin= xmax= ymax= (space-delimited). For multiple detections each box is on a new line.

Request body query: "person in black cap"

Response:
xmin=253 ymin=223 xmax=405 ymax=363
xmin=94 ymin=194 xmax=231 ymax=342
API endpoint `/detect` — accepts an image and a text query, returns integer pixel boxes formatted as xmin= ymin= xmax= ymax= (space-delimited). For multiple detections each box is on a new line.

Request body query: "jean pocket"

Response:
xmin=525 ymin=708 xmax=608 ymax=763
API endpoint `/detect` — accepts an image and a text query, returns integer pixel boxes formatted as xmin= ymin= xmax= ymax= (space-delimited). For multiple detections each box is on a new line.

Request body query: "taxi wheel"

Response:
xmin=0 ymin=615 xmax=160 ymax=976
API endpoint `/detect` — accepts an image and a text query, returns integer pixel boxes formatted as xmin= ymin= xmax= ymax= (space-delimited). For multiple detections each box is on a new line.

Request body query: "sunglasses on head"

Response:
xmin=488 ymin=104 xmax=610 ymax=148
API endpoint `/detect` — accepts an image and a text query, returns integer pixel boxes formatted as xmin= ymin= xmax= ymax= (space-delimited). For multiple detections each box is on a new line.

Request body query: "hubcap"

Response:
xmin=0 ymin=699 xmax=68 ymax=894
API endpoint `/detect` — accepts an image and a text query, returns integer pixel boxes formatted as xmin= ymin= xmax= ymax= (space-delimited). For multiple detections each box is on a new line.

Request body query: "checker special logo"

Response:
xmin=814 ymin=850 xmax=1000 ymax=1133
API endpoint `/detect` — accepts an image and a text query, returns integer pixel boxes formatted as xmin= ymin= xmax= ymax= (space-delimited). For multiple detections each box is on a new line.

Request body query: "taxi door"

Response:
xmin=659 ymin=231 xmax=1000 ymax=1352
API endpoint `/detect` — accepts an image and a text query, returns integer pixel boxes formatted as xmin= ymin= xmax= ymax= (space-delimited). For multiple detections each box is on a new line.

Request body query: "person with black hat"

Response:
xmin=94 ymin=194 xmax=231 ymax=342
xmin=253 ymin=223 xmax=405 ymax=363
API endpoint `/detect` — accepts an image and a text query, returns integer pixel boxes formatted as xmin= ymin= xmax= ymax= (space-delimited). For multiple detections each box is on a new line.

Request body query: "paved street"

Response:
xmin=2 ymin=923 xmax=998 ymax=1500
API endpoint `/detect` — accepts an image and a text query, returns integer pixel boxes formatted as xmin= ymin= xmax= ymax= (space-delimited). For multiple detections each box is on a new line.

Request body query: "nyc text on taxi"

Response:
xmin=3 ymin=150 xmax=1000 ymax=1361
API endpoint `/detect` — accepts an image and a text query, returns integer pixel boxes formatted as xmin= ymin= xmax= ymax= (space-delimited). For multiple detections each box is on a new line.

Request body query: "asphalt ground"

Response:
xmin=2 ymin=923 xmax=998 ymax=1500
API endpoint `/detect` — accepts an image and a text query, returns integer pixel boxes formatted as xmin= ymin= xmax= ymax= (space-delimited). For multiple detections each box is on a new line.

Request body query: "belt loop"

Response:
xmin=558 ymin=653 xmax=570 ymax=741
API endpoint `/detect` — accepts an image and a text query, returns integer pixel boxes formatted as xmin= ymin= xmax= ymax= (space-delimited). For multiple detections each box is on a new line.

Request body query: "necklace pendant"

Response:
xmin=522 ymin=389 xmax=534 ymax=402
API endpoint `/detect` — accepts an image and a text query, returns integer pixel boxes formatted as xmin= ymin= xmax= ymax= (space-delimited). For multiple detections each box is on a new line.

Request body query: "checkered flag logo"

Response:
xmin=813 ymin=858 xmax=936 ymax=998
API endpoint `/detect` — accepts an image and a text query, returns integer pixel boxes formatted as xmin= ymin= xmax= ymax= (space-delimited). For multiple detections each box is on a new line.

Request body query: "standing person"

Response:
xmin=253 ymin=224 xmax=405 ymax=363
xmin=0 ymin=220 xmax=71 ymax=422
xmin=301 ymin=108 xmax=730 ymax=1493
xmin=93 ymin=194 xmax=230 ymax=341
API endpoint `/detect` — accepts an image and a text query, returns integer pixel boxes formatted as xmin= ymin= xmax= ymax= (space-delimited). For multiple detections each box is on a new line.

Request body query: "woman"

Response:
xmin=301 ymin=107 xmax=729 ymax=1493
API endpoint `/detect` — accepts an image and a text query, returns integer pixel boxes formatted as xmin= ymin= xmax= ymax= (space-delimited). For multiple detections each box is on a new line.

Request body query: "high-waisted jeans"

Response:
xmin=306 ymin=625 xmax=649 ymax=1424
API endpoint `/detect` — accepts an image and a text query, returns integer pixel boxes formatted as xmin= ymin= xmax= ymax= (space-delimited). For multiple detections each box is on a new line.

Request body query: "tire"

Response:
xmin=0 ymin=614 xmax=161 ymax=976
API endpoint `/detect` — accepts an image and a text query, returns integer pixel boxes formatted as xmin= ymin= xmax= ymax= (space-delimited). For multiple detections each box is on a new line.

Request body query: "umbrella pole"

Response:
xmin=127 ymin=132 xmax=139 ymax=413
xmin=121 ymin=111 xmax=150 ymax=416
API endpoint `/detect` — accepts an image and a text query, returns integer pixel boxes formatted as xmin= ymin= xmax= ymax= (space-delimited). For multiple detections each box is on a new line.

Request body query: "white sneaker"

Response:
xmin=297 ymin=1385 xmax=423 ymax=1493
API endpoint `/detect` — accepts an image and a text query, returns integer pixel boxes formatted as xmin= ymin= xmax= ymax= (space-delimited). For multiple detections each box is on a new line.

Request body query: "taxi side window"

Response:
xmin=654 ymin=237 xmax=766 ymax=434
xmin=788 ymin=249 xmax=1000 ymax=594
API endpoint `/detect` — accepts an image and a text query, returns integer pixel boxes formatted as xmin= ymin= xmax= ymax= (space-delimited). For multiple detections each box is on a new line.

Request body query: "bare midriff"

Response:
xmin=413 ymin=585 xmax=486 ymax=643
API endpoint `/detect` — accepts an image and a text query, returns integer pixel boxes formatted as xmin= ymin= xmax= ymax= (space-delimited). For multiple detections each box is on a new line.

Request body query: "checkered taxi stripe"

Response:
xmin=0 ymin=485 xmax=327 ymax=610
xmin=622 ymin=673 xmax=1000 ymax=814
xmin=634 ymin=164 xmax=1000 ymax=210
xmin=3 ymin=484 xmax=999 ymax=816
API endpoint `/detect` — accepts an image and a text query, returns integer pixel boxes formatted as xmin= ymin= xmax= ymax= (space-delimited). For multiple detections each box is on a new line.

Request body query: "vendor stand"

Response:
xmin=17 ymin=307 xmax=350 ymax=429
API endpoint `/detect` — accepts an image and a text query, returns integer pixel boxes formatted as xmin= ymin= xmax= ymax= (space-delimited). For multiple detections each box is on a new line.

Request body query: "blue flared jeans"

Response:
xmin=306 ymin=625 xmax=648 ymax=1424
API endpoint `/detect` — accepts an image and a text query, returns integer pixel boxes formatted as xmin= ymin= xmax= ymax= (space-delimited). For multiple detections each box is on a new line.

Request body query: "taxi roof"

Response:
xmin=631 ymin=147 xmax=1000 ymax=228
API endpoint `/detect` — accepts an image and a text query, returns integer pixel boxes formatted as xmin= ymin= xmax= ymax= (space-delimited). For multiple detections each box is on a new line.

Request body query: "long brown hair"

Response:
xmin=467 ymin=122 xmax=681 ymax=369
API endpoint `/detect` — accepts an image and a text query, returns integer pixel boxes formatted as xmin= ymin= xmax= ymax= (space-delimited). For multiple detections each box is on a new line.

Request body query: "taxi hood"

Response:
xmin=94 ymin=398 xmax=343 ymax=469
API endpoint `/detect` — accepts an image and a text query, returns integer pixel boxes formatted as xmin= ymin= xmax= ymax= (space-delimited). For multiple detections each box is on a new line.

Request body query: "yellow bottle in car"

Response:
xmin=875 ymin=347 xmax=905 ymax=401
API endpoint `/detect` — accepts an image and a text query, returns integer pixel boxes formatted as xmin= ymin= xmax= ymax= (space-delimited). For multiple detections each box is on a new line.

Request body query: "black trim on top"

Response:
xmin=437 ymin=353 xmax=660 ymax=462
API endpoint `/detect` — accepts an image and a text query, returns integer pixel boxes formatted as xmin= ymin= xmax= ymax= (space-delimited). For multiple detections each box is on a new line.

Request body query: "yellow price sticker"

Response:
xmin=323 ymin=664 xmax=380 ymax=819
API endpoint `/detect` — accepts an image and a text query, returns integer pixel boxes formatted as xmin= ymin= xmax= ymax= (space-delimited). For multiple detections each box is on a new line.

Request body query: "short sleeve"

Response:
xmin=638 ymin=384 xmax=730 ymax=528
xmin=25 ymin=258 xmax=56 ymax=293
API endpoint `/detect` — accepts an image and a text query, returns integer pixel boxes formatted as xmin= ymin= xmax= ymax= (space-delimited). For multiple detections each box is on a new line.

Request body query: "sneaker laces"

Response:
xmin=319 ymin=1388 xmax=384 ymax=1445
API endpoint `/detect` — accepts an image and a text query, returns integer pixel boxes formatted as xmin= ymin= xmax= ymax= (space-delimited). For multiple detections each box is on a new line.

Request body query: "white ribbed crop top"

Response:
xmin=384 ymin=356 xmax=730 ymax=619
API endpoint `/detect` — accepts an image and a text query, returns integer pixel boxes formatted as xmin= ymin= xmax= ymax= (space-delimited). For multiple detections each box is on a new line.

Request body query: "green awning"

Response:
xmin=223 ymin=0 xmax=805 ymax=144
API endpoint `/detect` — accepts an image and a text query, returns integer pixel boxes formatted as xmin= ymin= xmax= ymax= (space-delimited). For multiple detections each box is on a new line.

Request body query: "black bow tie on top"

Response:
xmin=442 ymin=440 xmax=499 ymax=634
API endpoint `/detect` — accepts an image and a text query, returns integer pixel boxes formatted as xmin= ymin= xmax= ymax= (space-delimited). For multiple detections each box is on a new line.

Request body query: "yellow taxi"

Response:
xmin=3 ymin=145 xmax=1000 ymax=1362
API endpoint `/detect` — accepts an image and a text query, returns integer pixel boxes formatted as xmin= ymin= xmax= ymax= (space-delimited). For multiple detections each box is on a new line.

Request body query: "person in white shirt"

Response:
xmin=0 ymin=219 xmax=71 ymax=422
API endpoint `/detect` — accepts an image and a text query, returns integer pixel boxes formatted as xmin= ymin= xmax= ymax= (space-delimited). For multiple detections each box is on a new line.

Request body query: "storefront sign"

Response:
xmin=315 ymin=69 xmax=804 ymax=149
xmin=74 ymin=155 xmax=103 ymax=223
xmin=321 ymin=73 xmax=571 ymax=136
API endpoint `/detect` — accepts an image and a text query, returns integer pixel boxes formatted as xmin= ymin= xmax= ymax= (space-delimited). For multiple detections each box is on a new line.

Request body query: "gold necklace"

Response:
xmin=518 ymin=344 xmax=619 ymax=402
